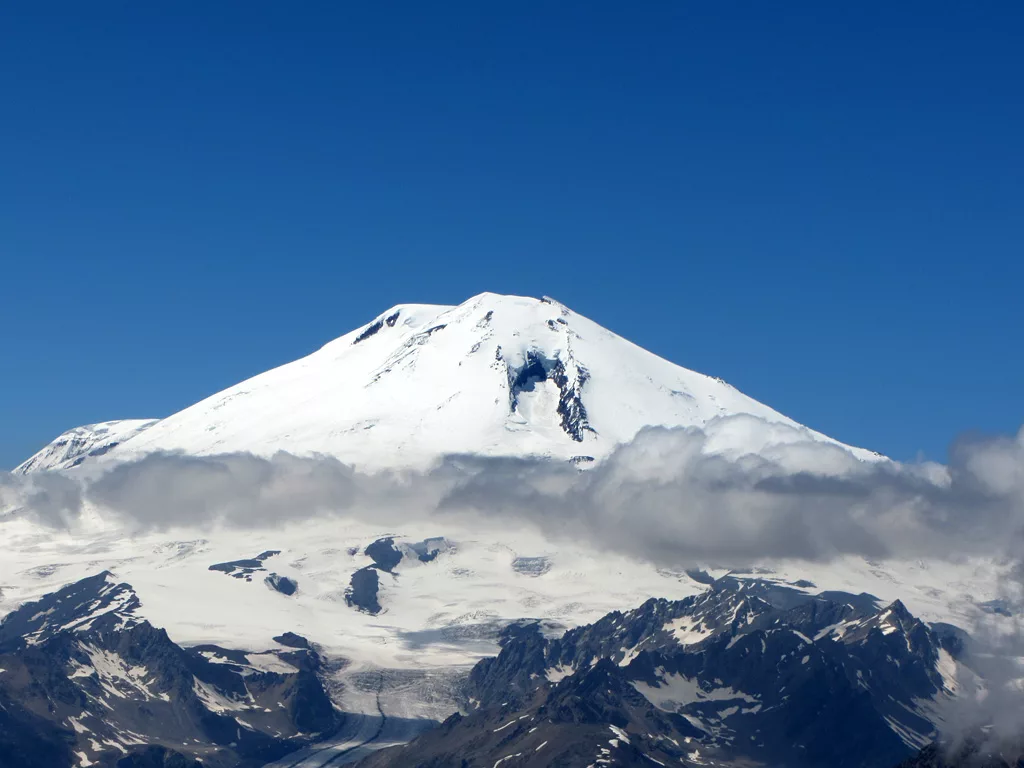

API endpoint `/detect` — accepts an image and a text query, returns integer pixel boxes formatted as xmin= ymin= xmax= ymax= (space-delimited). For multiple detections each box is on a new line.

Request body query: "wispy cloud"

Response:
xmin=5 ymin=414 xmax=1023 ymax=570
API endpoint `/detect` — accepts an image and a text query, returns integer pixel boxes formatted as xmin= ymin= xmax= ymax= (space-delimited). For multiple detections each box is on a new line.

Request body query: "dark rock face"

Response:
xmin=354 ymin=310 xmax=429 ymax=344
xmin=508 ymin=350 xmax=550 ymax=400
xmin=265 ymin=573 xmax=298 ymax=595
xmin=0 ymin=686 xmax=74 ymax=768
xmin=343 ymin=537 xmax=407 ymax=615
xmin=360 ymin=579 xmax=966 ymax=768
xmin=503 ymin=348 xmax=596 ymax=443
xmin=365 ymin=537 xmax=403 ymax=572
xmin=208 ymin=550 xmax=281 ymax=581
xmin=0 ymin=571 xmax=141 ymax=649
xmin=358 ymin=655 xmax=702 ymax=768
xmin=354 ymin=319 xmax=385 ymax=343
xmin=346 ymin=566 xmax=383 ymax=614
xmin=0 ymin=572 xmax=341 ymax=768
xmin=684 ymin=567 xmax=716 ymax=585
xmin=346 ymin=537 xmax=449 ymax=615
xmin=549 ymin=357 xmax=593 ymax=442
xmin=273 ymin=632 xmax=311 ymax=649
xmin=115 ymin=745 xmax=203 ymax=767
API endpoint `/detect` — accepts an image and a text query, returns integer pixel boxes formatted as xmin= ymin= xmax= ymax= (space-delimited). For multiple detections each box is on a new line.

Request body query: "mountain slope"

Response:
xmin=61 ymin=293 xmax=875 ymax=471
xmin=15 ymin=420 xmax=159 ymax=474
xmin=356 ymin=579 xmax=965 ymax=768
xmin=0 ymin=572 xmax=341 ymax=768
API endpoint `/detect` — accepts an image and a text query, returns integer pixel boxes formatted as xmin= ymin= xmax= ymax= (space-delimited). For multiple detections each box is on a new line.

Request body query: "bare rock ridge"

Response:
xmin=357 ymin=578 xmax=966 ymax=768
xmin=1 ymin=569 xmax=980 ymax=768
xmin=0 ymin=573 xmax=340 ymax=768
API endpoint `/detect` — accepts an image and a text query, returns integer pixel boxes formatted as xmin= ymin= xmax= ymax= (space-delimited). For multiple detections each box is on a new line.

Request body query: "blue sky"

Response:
xmin=2 ymin=2 xmax=1021 ymax=469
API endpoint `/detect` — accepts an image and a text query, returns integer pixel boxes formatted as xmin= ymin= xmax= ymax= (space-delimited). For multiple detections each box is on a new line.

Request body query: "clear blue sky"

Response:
xmin=2 ymin=2 xmax=1021 ymax=469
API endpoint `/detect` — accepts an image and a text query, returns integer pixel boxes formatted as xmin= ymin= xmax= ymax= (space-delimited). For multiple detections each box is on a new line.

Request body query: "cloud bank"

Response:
xmin=3 ymin=414 xmax=1023 ymax=573
xmin=4 ymin=414 xmax=1024 ymax=749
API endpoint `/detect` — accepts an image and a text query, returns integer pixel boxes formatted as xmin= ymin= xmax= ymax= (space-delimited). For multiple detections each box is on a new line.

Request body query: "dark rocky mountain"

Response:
xmin=358 ymin=579 xmax=965 ymax=768
xmin=2 ymin=571 xmax=1006 ymax=768
xmin=0 ymin=573 xmax=340 ymax=768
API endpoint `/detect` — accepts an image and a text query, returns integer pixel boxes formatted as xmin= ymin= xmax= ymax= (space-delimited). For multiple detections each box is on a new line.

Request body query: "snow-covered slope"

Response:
xmin=3 ymin=293 xmax=1010 ymax=766
xmin=0 ymin=516 xmax=1001 ymax=767
xmin=93 ymin=293 xmax=875 ymax=469
xmin=14 ymin=419 xmax=159 ymax=475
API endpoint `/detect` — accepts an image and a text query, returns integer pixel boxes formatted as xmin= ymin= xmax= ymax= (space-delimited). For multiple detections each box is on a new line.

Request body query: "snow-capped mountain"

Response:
xmin=17 ymin=293 xmax=876 ymax=473
xmin=4 ymin=292 xmax=1009 ymax=768
xmin=14 ymin=419 xmax=158 ymax=475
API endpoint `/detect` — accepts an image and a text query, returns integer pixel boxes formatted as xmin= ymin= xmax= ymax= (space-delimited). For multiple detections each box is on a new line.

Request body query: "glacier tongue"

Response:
xmin=21 ymin=292 xmax=875 ymax=473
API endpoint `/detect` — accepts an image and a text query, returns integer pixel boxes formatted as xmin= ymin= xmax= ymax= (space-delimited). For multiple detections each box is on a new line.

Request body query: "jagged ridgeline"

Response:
xmin=0 ymin=573 xmax=340 ymax=768
xmin=357 ymin=579 xmax=968 ymax=768
xmin=0 ymin=568 xmax=999 ymax=767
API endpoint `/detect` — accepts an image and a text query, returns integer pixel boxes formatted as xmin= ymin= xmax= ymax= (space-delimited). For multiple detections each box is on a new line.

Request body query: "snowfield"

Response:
xmin=14 ymin=419 xmax=158 ymax=475
xmin=18 ymin=293 xmax=879 ymax=472
xmin=3 ymin=292 xmax=1010 ymax=764
xmin=0 ymin=511 xmax=1003 ymax=727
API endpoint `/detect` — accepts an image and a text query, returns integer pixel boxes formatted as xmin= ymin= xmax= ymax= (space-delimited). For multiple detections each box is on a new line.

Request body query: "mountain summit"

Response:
xmin=18 ymin=293 xmax=874 ymax=472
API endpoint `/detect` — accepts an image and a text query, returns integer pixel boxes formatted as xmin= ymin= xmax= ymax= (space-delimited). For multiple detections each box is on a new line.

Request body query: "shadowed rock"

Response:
xmin=346 ymin=566 xmax=382 ymax=614
xmin=365 ymin=537 xmax=403 ymax=572
xmin=265 ymin=573 xmax=298 ymax=596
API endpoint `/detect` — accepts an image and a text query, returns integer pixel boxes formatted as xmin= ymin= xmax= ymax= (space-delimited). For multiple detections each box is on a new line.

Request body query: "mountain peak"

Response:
xmin=17 ymin=294 xmax=876 ymax=473
xmin=0 ymin=570 xmax=141 ymax=649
